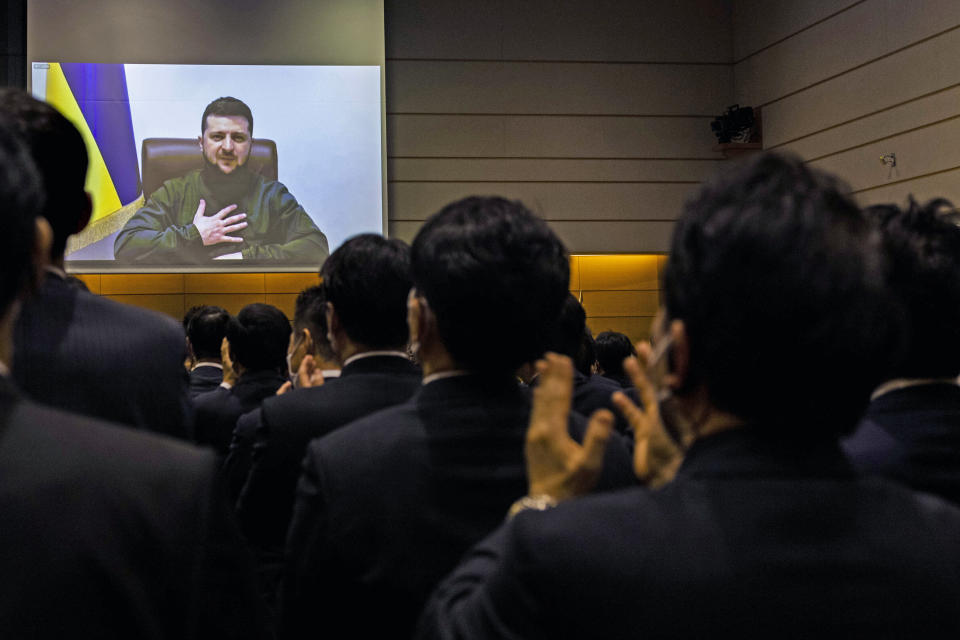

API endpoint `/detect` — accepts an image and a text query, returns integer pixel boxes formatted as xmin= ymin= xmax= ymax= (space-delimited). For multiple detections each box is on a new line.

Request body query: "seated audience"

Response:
xmin=186 ymin=305 xmax=230 ymax=398
xmin=418 ymin=154 xmax=960 ymax=638
xmin=3 ymin=89 xmax=192 ymax=439
xmin=280 ymin=197 xmax=635 ymax=639
xmin=594 ymin=330 xmax=637 ymax=388
xmin=0 ymin=106 xmax=265 ymax=640
xmin=193 ymin=303 xmax=289 ymax=454
xmin=844 ymin=198 xmax=960 ymax=505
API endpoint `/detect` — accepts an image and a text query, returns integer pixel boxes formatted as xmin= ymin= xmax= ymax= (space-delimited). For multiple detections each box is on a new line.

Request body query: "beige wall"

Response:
xmin=734 ymin=0 xmax=960 ymax=206
xmin=385 ymin=0 xmax=733 ymax=252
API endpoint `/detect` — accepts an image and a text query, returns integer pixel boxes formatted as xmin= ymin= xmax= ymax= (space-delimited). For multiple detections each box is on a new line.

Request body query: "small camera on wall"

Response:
xmin=711 ymin=105 xmax=756 ymax=144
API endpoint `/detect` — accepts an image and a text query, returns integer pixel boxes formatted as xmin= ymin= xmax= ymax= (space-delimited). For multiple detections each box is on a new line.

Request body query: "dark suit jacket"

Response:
xmin=189 ymin=363 xmax=224 ymax=398
xmin=419 ymin=428 xmax=960 ymax=639
xmin=843 ymin=383 xmax=960 ymax=506
xmin=0 ymin=376 xmax=266 ymax=639
xmin=13 ymin=273 xmax=192 ymax=439
xmin=193 ymin=369 xmax=286 ymax=455
xmin=235 ymin=355 xmax=421 ymax=549
xmin=280 ymin=373 xmax=636 ymax=639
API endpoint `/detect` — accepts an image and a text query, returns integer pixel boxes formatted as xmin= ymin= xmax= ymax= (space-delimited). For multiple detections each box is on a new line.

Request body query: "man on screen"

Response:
xmin=114 ymin=96 xmax=328 ymax=264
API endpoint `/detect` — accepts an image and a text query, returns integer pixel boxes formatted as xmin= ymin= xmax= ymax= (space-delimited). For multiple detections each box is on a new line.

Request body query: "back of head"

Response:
xmin=187 ymin=306 xmax=230 ymax=360
xmin=0 ymin=88 xmax=88 ymax=260
xmin=664 ymin=152 xmax=900 ymax=437
xmin=0 ymin=116 xmax=43 ymax=316
xmin=868 ymin=198 xmax=960 ymax=379
xmin=548 ymin=293 xmax=587 ymax=359
xmin=226 ymin=303 xmax=291 ymax=373
xmin=202 ymin=96 xmax=253 ymax=134
xmin=320 ymin=234 xmax=411 ymax=350
xmin=293 ymin=284 xmax=335 ymax=360
xmin=595 ymin=331 xmax=636 ymax=377
xmin=411 ymin=196 xmax=570 ymax=374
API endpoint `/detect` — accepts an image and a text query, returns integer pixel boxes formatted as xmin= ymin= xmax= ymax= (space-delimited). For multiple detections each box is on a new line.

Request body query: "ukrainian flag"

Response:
xmin=44 ymin=62 xmax=140 ymax=224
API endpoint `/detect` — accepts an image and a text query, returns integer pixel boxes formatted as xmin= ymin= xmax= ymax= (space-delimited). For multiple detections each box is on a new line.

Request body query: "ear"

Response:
xmin=664 ymin=319 xmax=691 ymax=391
xmin=301 ymin=327 xmax=315 ymax=355
xmin=197 ymin=135 xmax=203 ymax=149
xmin=32 ymin=217 xmax=53 ymax=284
xmin=75 ymin=192 xmax=93 ymax=234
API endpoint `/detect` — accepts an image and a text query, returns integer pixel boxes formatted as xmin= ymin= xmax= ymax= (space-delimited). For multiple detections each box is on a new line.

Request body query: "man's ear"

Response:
xmin=664 ymin=319 xmax=692 ymax=391
xmin=197 ymin=135 xmax=203 ymax=149
xmin=302 ymin=327 xmax=315 ymax=356
xmin=32 ymin=217 xmax=53 ymax=285
xmin=75 ymin=192 xmax=93 ymax=234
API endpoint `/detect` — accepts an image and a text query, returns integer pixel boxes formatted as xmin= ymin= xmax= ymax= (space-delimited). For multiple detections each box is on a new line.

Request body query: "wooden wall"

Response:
xmin=733 ymin=0 xmax=960 ymax=206
xmin=384 ymin=0 xmax=732 ymax=252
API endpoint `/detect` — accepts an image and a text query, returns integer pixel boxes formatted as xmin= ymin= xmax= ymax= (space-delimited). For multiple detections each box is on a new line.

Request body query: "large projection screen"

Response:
xmin=27 ymin=0 xmax=386 ymax=272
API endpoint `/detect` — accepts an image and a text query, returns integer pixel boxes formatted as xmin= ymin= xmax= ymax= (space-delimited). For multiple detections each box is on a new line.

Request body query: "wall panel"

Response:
xmin=733 ymin=0 xmax=859 ymax=61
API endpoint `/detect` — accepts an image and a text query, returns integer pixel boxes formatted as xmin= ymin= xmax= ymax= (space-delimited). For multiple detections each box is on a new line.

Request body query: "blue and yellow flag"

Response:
xmin=44 ymin=63 xmax=140 ymax=224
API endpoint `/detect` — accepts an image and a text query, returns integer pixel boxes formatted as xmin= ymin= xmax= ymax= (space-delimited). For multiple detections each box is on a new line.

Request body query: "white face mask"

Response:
xmin=648 ymin=334 xmax=690 ymax=450
xmin=287 ymin=334 xmax=305 ymax=380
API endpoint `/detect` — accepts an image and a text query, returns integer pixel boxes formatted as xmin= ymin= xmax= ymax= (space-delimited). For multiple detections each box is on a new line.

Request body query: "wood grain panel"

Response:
xmin=388 ymin=115 xmax=721 ymax=159
xmin=389 ymin=220 xmax=675 ymax=254
xmin=389 ymin=158 xmax=724 ymax=182
xmin=774 ymin=85 xmax=960 ymax=159
xmin=579 ymin=255 xmax=660 ymax=291
xmin=387 ymin=60 xmax=733 ymax=115
xmin=100 ymin=273 xmax=184 ymax=295
xmin=388 ymin=182 xmax=695 ymax=222
xmin=183 ymin=293 xmax=266 ymax=315
xmin=809 ymin=117 xmax=960 ymax=192
xmin=733 ymin=0 xmax=860 ymax=61
xmin=761 ymin=27 xmax=960 ymax=148
xmin=265 ymin=273 xmax=321 ymax=293
xmin=265 ymin=293 xmax=299 ymax=318
xmin=586 ymin=316 xmax=656 ymax=342
xmin=385 ymin=0 xmax=504 ymax=60
xmin=854 ymin=167 xmax=960 ymax=208
xmin=568 ymin=256 xmax=581 ymax=291
xmin=581 ymin=291 xmax=660 ymax=317
xmin=185 ymin=274 xmax=265 ymax=294
xmin=501 ymin=0 xmax=731 ymax=63
xmin=104 ymin=294 xmax=185 ymax=319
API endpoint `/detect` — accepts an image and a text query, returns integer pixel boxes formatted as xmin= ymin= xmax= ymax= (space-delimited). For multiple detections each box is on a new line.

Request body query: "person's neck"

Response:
xmin=50 ymin=254 xmax=66 ymax=271
xmin=418 ymin=339 xmax=463 ymax=378
xmin=0 ymin=303 xmax=19 ymax=375
xmin=675 ymin=387 xmax=746 ymax=447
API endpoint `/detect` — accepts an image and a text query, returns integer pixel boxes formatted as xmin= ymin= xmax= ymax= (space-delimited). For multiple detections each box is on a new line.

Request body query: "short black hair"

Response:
xmin=0 ymin=88 xmax=89 ymax=259
xmin=225 ymin=303 xmax=291 ymax=372
xmin=320 ymin=234 xmax=411 ymax=350
xmin=664 ymin=152 xmax=901 ymax=436
xmin=595 ymin=331 xmax=636 ymax=377
xmin=201 ymin=97 xmax=253 ymax=135
xmin=0 ymin=115 xmax=43 ymax=316
xmin=411 ymin=196 xmax=570 ymax=374
xmin=868 ymin=197 xmax=960 ymax=379
xmin=294 ymin=284 xmax=335 ymax=361
xmin=183 ymin=305 xmax=206 ymax=332
xmin=187 ymin=306 xmax=230 ymax=360
xmin=548 ymin=293 xmax=587 ymax=360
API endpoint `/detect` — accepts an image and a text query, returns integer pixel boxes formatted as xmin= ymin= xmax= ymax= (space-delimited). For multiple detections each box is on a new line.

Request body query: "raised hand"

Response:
xmin=294 ymin=354 xmax=325 ymax=389
xmin=611 ymin=346 xmax=683 ymax=487
xmin=192 ymin=199 xmax=248 ymax=246
xmin=525 ymin=353 xmax=614 ymax=501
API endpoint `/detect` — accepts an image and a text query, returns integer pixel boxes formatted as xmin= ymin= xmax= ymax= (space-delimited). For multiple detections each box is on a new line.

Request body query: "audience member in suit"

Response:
xmin=235 ymin=235 xmax=420 ymax=553
xmin=419 ymin=153 xmax=960 ymax=639
xmin=280 ymin=197 xmax=636 ymax=639
xmin=543 ymin=293 xmax=639 ymax=435
xmin=0 ymin=115 xmax=266 ymax=639
xmin=186 ymin=305 xmax=229 ymax=398
xmin=193 ymin=303 xmax=289 ymax=454
xmin=595 ymin=330 xmax=637 ymax=389
xmin=2 ymin=89 xmax=192 ymax=440
xmin=844 ymin=198 xmax=960 ymax=506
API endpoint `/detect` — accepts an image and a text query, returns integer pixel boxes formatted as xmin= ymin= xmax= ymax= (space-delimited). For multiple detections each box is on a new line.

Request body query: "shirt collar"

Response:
xmin=191 ymin=362 xmax=224 ymax=371
xmin=870 ymin=377 xmax=960 ymax=401
xmin=45 ymin=265 xmax=67 ymax=280
xmin=422 ymin=369 xmax=471 ymax=386
xmin=342 ymin=350 xmax=409 ymax=367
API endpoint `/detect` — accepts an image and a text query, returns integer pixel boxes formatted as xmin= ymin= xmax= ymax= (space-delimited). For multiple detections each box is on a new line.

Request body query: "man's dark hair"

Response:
xmin=546 ymin=294 xmax=595 ymax=375
xmin=0 ymin=116 xmax=43 ymax=315
xmin=187 ymin=306 xmax=230 ymax=360
xmin=201 ymin=97 xmax=253 ymax=135
xmin=595 ymin=331 xmax=636 ymax=378
xmin=294 ymin=284 xmax=335 ymax=361
xmin=867 ymin=197 xmax=960 ymax=379
xmin=411 ymin=196 xmax=570 ymax=374
xmin=663 ymin=152 xmax=901 ymax=437
xmin=183 ymin=305 xmax=206 ymax=333
xmin=320 ymin=234 xmax=411 ymax=350
xmin=225 ymin=303 xmax=290 ymax=372
xmin=0 ymin=89 xmax=88 ymax=259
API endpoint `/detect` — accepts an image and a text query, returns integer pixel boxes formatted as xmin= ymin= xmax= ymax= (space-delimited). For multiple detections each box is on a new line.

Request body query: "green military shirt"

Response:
xmin=114 ymin=166 xmax=328 ymax=265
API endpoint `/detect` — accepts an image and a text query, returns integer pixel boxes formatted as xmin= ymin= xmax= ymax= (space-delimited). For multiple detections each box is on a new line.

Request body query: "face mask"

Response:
xmin=287 ymin=334 xmax=305 ymax=380
xmin=647 ymin=334 xmax=692 ymax=450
